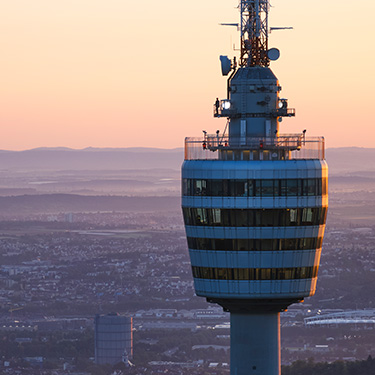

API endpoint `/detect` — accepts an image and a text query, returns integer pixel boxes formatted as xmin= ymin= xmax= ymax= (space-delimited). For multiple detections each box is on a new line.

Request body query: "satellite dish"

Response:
xmin=267 ymin=48 xmax=280 ymax=61
xmin=219 ymin=55 xmax=232 ymax=76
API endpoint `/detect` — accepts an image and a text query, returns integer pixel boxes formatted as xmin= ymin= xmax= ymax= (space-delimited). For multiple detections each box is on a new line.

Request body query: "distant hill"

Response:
xmin=0 ymin=147 xmax=373 ymax=216
xmin=0 ymin=147 xmax=184 ymax=171
xmin=0 ymin=146 xmax=374 ymax=175
xmin=326 ymin=147 xmax=375 ymax=175
xmin=0 ymin=194 xmax=181 ymax=214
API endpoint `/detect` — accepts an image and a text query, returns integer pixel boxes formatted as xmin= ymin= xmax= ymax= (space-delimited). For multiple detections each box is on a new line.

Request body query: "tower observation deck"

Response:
xmin=181 ymin=1 xmax=328 ymax=375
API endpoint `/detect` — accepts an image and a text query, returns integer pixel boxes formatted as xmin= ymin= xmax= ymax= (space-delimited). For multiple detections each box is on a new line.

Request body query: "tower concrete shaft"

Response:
xmin=231 ymin=312 xmax=280 ymax=375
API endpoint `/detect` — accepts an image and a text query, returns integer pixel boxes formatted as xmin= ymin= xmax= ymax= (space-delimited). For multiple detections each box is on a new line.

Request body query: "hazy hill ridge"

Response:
xmin=0 ymin=147 xmax=374 ymax=175
xmin=0 ymin=147 xmax=184 ymax=171
xmin=0 ymin=194 xmax=181 ymax=214
xmin=0 ymin=147 xmax=373 ymax=216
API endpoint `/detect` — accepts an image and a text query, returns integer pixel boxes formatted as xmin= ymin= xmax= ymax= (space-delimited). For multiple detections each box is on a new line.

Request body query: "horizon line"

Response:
xmin=0 ymin=146 xmax=373 ymax=153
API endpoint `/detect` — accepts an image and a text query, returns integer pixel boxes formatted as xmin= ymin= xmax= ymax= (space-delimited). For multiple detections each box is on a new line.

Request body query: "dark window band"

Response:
xmin=182 ymin=207 xmax=327 ymax=227
xmin=192 ymin=266 xmax=319 ymax=281
xmin=182 ymin=178 xmax=327 ymax=197
xmin=187 ymin=236 xmax=323 ymax=251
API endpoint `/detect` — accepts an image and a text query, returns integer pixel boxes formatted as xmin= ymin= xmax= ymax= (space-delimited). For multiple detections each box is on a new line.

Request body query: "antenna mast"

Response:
xmin=240 ymin=0 xmax=269 ymax=67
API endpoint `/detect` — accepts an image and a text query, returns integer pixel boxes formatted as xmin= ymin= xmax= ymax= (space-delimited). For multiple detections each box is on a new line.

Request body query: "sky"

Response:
xmin=0 ymin=0 xmax=374 ymax=150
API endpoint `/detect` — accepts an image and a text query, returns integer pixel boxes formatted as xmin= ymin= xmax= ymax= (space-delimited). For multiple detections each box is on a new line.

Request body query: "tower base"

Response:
xmin=231 ymin=312 xmax=280 ymax=375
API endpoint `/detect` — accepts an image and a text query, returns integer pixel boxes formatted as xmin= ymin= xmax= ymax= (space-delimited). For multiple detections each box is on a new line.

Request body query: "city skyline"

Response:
xmin=0 ymin=0 xmax=374 ymax=150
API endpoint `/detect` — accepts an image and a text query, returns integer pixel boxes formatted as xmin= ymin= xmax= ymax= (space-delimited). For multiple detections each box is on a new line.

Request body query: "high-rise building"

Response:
xmin=94 ymin=313 xmax=133 ymax=365
xmin=181 ymin=1 xmax=328 ymax=374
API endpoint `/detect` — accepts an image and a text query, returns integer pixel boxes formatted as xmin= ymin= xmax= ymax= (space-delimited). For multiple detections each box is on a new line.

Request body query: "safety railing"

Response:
xmin=184 ymin=134 xmax=325 ymax=161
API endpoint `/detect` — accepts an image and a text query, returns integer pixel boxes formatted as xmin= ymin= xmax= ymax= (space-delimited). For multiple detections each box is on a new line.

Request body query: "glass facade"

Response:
xmin=192 ymin=266 xmax=319 ymax=280
xmin=182 ymin=178 xmax=327 ymax=197
xmin=187 ymin=236 xmax=323 ymax=251
xmin=182 ymin=207 xmax=327 ymax=227
xmin=181 ymin=158 xmax=327 ymax=301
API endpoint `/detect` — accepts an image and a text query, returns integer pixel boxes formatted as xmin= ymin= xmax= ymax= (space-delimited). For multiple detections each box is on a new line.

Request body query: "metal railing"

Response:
xmin=213 ymin=104 xmax=296 ymax=118
xmin=184 ymin=134 xmax=325 ymax=161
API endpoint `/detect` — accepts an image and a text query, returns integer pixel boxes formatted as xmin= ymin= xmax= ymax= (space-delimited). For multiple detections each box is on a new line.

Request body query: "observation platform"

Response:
xmin=184 ymin=134 xmax=325 ymax=161
xmin=213 ymin=100 xmax=296 ymax=119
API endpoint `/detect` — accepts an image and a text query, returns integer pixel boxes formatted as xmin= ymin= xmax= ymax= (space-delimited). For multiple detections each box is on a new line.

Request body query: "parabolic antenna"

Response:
xmin=219 ymin=55 xmax=232 ymax=76
xmin=267 ymin=48 xmax=280 ymax=61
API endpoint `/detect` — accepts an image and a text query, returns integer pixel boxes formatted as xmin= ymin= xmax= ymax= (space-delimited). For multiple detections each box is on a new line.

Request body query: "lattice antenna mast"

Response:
xmin=240 ymin=0 xmax=270 ymax=67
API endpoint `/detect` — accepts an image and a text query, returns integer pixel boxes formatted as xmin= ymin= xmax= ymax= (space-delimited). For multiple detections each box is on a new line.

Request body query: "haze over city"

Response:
xmin=1 ymin=0 xmax=374 ymax=150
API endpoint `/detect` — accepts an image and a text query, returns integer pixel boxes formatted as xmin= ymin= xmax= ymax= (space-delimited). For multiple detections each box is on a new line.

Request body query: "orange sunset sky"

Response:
xmin=0 ymin=0 xmax=374 ymax=150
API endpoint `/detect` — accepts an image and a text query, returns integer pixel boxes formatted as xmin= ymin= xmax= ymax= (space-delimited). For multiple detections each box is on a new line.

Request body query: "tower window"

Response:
xmin=186 ymin=236 xmax=323 ymax=251
xmin=182 ymin=207 xmax=327 ymax=227
xmin=192 ymin=266 xmax=319 ymax=281
xmin=182 ymin=178 xmax=327 ymax=198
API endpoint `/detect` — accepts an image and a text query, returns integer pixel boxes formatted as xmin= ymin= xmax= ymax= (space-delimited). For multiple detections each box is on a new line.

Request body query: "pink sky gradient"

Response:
xmin=0 ymin=0 xmax=374 ymax=150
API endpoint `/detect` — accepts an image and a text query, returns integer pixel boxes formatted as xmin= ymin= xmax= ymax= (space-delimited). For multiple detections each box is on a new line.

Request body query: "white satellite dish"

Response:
xmin=219 ymin=55 xmax=232 ymax=76
xmin=267 ymin=48 xmax=280 ymax=61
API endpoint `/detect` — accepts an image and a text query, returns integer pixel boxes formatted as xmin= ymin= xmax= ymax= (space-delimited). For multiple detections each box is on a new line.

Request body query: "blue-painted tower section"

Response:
xmin=181 ymin=2 xmax=328 ymax=375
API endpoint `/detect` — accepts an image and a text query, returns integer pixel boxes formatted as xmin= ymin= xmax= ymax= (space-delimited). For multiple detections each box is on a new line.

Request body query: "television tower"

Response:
xmin=181 ymin=1 xmax=328 ymax=374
